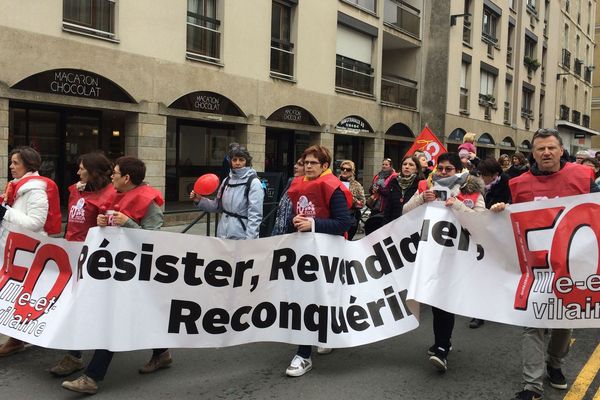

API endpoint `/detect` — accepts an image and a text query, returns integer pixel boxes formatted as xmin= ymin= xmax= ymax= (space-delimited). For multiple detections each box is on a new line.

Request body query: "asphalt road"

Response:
xmin=1 ymin=308 xmax=598 ymax=400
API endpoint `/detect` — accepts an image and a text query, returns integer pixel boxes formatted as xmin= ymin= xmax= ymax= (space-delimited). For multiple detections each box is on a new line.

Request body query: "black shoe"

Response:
xmin=427 ymin=343 xmax=452 ymax=356
xmin=546 ymin=365 xmax=568 ymax=389
xmin=513 ymin=389 xmax=542 ymax=400
xmin=428 ymin=347 xmax=448 ymax=372
xmin=469 ymin=318 xmax=485 ymax=329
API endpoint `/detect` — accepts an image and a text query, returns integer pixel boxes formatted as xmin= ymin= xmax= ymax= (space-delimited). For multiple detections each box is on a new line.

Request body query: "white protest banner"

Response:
xmin=0 ymin=208 xmax=422 ymax=351
xmin=409 ymin=193 xmax=600 ymax=328
xmin=0 ymin=193 xmax=598 ymax=351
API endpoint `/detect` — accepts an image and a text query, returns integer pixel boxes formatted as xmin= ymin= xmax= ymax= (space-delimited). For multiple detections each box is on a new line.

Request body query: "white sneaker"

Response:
xmin=317 ymin=347 xmax=333 ymax=355
xmin=285 ymin=355 xmax=312 ymax=377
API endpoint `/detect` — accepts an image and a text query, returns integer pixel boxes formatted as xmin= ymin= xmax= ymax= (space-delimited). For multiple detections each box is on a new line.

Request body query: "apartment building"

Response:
xmin=0 ymin=0 xmax=424 ymax=208
xmin=440 ymin=0 xmax=596 ymax=160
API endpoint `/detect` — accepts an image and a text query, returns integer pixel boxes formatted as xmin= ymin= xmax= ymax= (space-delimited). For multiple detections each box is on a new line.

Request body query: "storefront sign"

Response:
xmin=335 ymin=115 xmax=373 ymax=134
xmin=267 ymin=106 xmax=319 ymax=126
xmin=169 ymin=91 xmax=245 ymax=117
xmin=12 ymin=69 xmax=135 ymax=103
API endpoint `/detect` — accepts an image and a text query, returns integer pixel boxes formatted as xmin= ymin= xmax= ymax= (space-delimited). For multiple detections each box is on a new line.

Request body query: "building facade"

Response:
xmin=443 ymin=0 xmax=596 ymax=159
xmin=0 ymin=0 xmax=426 ymax=208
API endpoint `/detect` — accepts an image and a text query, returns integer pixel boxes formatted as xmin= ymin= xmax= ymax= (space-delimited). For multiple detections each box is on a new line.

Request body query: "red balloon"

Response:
xmin=194 ymin=174 xmax=220 ymax=196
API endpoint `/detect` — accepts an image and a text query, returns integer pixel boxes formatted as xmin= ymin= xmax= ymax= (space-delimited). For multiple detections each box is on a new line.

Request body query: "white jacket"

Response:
xmin=1 ymin=172 xmax=49 ymax=243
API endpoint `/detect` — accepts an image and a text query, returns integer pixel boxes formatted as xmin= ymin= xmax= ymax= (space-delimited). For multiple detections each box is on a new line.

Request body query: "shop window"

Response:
xmin=271 ymin=1 xmax=295 ymax=79
xmin=187 ymin=0 xmax=221 ymax=62
xmin=63 ymin=0 xmax=116 ymax=39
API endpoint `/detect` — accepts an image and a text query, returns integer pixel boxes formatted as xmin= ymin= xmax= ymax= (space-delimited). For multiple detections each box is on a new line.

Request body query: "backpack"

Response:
xmin=217 ymin=173 xmax=263 ymax=231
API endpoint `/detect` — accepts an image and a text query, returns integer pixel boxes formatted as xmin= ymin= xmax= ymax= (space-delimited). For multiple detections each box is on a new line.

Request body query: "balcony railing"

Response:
xmin=336 ymin=56 xmax=374 ymax=96
xmin=381 ymin=75 xmax=418 ymax=109
xmin=559 ymin=104 xmax=570 ymax=120
xmin=562 ymin=48 xmax=571 ymax=69
xmin=504 ymin=101 xmax=510 ymax=123
xmin=270 ymin=41 xmax=294 ymax=78
xmin=459 ymin=87 xmax=469 ymax=111
xmin=482 ymin=31 xmax=499 ymax=46
xmin=521 ymin=107 xmax=533 ymax=119
xmin=583 ymin=114 xmax=590 ymax=128
xmin=383 ymin=0 xmax=421 ymax=38
xmin=574 ymin=59 xmax=583 ymax=76
xmin=507 ymin=46 xmax=513 ymax=66
xmin=186 ymin=22 xmax=221 ymax=61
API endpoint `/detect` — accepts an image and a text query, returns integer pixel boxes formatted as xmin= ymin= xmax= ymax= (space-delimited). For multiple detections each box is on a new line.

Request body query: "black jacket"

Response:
xmin=383 ymin=177 xmax=420 ymax=224
xmin=485 ymin=173 xmax=512 ymax=209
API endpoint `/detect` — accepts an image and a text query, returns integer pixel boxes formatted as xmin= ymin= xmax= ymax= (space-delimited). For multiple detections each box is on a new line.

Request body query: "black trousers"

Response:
xmin=85 ymin=348 xmax=167 ymax=381
xmin=296 ymin=345 xmax=312 ymax=359
xmin=432 ymin=307 xmax=454 ymax=351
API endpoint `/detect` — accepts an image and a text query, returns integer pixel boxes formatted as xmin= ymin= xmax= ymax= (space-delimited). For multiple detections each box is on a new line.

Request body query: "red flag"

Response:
xmin=404 ymin=125 xmax=447 ymax=166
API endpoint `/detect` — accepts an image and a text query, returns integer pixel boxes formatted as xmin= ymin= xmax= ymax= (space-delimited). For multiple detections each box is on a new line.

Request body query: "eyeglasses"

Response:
xmin=437 ymin=166 xmax=456 ymax=173
xmin=303 ymin=160 xmax=321 ymax=166
xmin=341 ymin=167 xmax=353 ymax=172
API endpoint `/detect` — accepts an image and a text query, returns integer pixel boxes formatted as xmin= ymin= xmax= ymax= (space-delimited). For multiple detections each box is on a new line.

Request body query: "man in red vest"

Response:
xmin=492 ymin=129 xmax=599 ymax=400
xmin=62 ymin=156 xmax=168 ymax=395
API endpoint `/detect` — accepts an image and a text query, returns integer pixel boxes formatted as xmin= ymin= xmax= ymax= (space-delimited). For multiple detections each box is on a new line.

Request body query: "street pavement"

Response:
xmin=0 ymin=311 xmax=598 ymax=399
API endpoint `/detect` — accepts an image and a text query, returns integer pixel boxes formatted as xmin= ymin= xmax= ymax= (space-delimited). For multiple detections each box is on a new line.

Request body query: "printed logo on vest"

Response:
xmin=462 ymin=198 xmax=475 ymax=209
xmin=296 ymin=195 xmax=316 ymax=216
xmin=69 ymin=198 xmax=86 ymax=223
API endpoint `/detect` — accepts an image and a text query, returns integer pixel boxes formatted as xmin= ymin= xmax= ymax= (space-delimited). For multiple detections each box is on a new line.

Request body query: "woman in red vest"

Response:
xmin=48 ymin=152 xmax=116 ymax=376
xmin=0 ymin=146 xmax=60 ymax=356
xmin=285 ymin=145 xmax=353 ymax=378
xmin=402 ymin=152 xmax=485 ymax=373
xmin=62 ymin=156 xmax=168 ymax=395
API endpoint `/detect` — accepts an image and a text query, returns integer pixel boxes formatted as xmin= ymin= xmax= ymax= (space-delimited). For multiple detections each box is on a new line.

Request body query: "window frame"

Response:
xmin=62 ymin=0 xmax=117 ymax=41
xmin=270 ymin=0 xmax=295 ymax=79
xmin=186 ymin=0 xmax=222 ymax=63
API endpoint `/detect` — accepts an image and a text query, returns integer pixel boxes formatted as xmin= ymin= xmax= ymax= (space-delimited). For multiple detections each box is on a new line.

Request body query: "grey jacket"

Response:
xmin=196 ymin=167 xmax=264 ymax=240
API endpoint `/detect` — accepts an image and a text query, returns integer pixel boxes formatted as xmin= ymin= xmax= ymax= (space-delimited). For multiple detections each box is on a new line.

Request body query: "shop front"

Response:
xmin=166 ymin=91 xmax=247 ymax=206
xmin=264 ymin=105 xmax=321 ymax=181
xmin=384 ymin=122 xmax=415 ymax=168
xmin=333 ymin=115 xmax=373 ymax=179
xmin=476 ymin=133 xmax=496 ymax=159
xmin=498 ymin=136 xmax=516 ymax=157
xmin=446 ymin=128 xmax=465 ymax=153
xmin=8 ymin=69 xmax=135 ymax=203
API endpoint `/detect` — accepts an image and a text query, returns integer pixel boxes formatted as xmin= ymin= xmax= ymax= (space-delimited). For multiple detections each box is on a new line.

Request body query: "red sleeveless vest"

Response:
xmin=287 ymin=173 xmax=352 ymax=219
xmin=509 ymin=162 xmax=593 ymax=203
xmin=66 ymin=184 xmax=117 ymax=241
xmin=5 ymin=176 xmax=62 ymax=234
xmin=114 ymin=184 xmax=164 ymax=225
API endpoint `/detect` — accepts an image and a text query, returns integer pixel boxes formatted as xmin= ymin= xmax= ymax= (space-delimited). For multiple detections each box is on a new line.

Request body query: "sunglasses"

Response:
xmin=437 ymin=166 xmax=456 ymax=173
xmin=341 ymin=167 xmax=353 ymax=172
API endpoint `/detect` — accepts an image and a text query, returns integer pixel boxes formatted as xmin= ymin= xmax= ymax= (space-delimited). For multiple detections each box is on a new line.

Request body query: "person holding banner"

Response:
xmin=491 ymin=129 xmax=599 ymax=400
xmin=383 ymin=155 xmax=424 ymax=225
xmin=0 ymin=146 xmax=61 ymax=356
xmin=48 ymin=152 xmax=116 ymax=376
xmin=402 ymin=152 xmax=485 ymax=372
xmin=62 ymin=156 xmax=168 ymax=395
xmin=191 ymin=145 xmax=264 ymax=240
xmin=285 ymin=145 xmax=352 ymax=377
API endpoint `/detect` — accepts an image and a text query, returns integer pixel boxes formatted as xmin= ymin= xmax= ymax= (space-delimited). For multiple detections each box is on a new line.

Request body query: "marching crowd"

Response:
xmin=0 ymin=128 xmax=598 ymax=399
